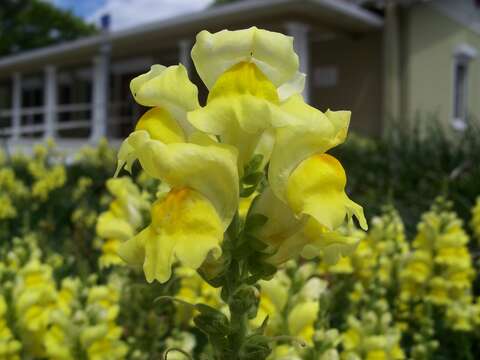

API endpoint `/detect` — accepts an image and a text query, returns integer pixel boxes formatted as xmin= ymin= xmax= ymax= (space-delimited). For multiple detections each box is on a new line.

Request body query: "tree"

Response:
xmin=0 ymin=0 xmax=97 ymax=57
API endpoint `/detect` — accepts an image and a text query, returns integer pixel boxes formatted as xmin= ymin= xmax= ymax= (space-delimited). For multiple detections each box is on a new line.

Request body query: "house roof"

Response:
xmin=0 ymin=0 xmax=383 ymax=75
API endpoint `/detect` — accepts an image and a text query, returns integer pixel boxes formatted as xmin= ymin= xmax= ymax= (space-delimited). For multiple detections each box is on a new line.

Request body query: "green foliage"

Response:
xmin=241 ymin=154 xmax=264 ymax=197
xmin=0 ymin=0 xmax=97 ymax=56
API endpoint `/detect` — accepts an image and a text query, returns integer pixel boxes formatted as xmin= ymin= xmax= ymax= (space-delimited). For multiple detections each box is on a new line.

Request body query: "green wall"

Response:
xmin=404 ymin=4 xmax=480 ymax=129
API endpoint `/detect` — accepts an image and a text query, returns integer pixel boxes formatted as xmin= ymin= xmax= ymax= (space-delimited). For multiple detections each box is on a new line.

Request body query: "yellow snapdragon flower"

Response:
xmin=0 ymin=168 xmax=28 ymax=220
xmin=268 ymin=94 xmax=366 ymax=230
xmin=399 ymin=201 xmax=475 ymax=331
xmin=250 ymin=188 xmax=363 ymax=265
xmin=115 ymin=64 xmax=199 ymax=175
xmin=253 ymin=273 xmax=324 ymax=346
xmin=341 ymin=311 xmax=404 ymax=360
xmin=96 ymin=177 xmax=149 ymax=268
xmin=0 ymin=295 xmax=21 ymax=360
xmin=13 ymin=260 xmax=59 ymax=357
xmin=43 ymin=278 xmax=80 ymax=360
xmin=28 ymin=151 xmax=67 ymax=201
xmin=81 ymin=284 xmax=127 ymax=360
xmin=243 ymin=101 xmax=367 ymax=265
xmin=117 ymin=139 xmax=239 ymax=283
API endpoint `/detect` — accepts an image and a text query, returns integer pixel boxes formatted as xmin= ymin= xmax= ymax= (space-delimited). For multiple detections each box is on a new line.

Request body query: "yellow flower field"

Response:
xmin=0 ymin=27 xmax=479 ymax=360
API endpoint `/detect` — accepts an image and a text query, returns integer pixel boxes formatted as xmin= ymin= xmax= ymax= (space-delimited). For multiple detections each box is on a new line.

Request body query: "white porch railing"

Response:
xmin=0 ymin=101 xmax=139 ymax=140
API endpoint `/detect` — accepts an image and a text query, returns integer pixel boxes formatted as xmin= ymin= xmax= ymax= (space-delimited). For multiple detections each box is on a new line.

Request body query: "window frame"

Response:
xmin=452 ymin=44 xmax=477 ymax=131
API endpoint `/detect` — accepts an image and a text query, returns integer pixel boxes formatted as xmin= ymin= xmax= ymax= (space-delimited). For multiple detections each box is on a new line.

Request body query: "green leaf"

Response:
xmin=198 ymin=271 xmax=225 ymax=288
xmin=232 ymin=241 xmax=253 ymax=259
xmin=244 ymin=214 xmax=268 ymax=233
xmin=240 ymin=185 xmax=258 ymax=197
xmin=249 ymin=238 xmax=269 ymax=252
xmin=240 ymin=334 xmax=272 ymax=360
xmin=243 ymin=171 xmax=264 ymax=186
xmin=195 ymin=303 xmax=222 ymax=316
xmin=248 ymin=258 xmax=277 ymax=279
xmin=229 ymin=285 xmax=257 ymax=314
xmin=194 ymin=304 xmax=230 ymax=336
xmin=245 ymin=274 xmax=262 ymax=285
xmin=244 ymin=154 xmax=264 ymax=175
xmin=226 ymin=213 xmax=241 ymax=240
xmin=253 ymin=315 xmax=269 ymax=335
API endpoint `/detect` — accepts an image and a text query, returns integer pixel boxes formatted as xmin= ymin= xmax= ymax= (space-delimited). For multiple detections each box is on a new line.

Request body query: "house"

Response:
xmin=0 ymin=0 xmax=479 ymax=152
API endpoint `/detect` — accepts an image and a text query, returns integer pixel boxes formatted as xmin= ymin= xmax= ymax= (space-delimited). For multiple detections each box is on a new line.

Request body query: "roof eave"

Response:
xmin=0 ymin=0 xmax=383 ymax=73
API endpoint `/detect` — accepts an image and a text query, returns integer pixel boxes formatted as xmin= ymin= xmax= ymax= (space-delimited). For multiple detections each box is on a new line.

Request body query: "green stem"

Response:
xmin=229 ymin=306 xmax=248 ymax=358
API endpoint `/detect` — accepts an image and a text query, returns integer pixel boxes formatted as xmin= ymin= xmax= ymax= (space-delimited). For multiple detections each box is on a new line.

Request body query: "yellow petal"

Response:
xmin=277 ymin=72 xmax=306 ymax=101
xmin=250 ymin=187 xmax=304 ymax=251
xmin=188 ymin=63 xmax=292 ymax=170
xmin=125 ymin=188 xmax=223 ymax=283
xmin=129 ymin=64 xmax=198 ymax=145
xmin=115 ymin=139 xmax=136 ymax=177
xmin=96 ymin=212 xmax=134 ymax=241
xmin=130 ymin=65 xmax=199 ymax=127
xmin=264 ymin=231 xmax=309 ymax=265
xmin=286 ymin=154 xmax=367 ymax=231
xmin=117 ymin=227 xmax=148 ymax=266
xmin=126 ymin=130 xmax=239 ymax=229
xmin=191 ymin=27 xmax=299 ymax=89
xmin=325 ymin=109 xmax=351 ymax=146
xmin=238 ymin=191 xmax=258 ymax=219
xmin=259 ymin=272 xmax=290 ymax=311
xmin=253 ymin=128 xmax=275 ymax=171
xmin=300 ymin=219 xmax=361 ymax=264
xmin=115 ymin=106 xmax=187 ymax=177
xmin=135 ymin=107 xmax=186 ymax=143
xmin=207 ymin=62 xmax=279 ymax=103
xmin=268 ymin=95 xmax=350 ymax=202
xmin=287 ymin=301 xmax=319 ymax=341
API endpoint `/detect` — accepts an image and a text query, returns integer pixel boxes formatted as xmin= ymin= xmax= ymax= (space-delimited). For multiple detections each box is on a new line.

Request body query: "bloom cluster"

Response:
xmin=0 ymin=233 xmax=128 ymax=359
xmin=114 ymin=27 xmax=367 ymax=286
xmin=398 ymin=199 xmax=477 ymax=332
xmin=0 ymin=167 xmax=28 ymax=220
xmin=96 ymin=177 xmax=150 ymax=268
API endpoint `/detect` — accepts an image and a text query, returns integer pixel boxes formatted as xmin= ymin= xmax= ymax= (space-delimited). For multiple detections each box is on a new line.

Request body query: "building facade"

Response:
xmin=0 ymin=0 xmax=479 ymax=153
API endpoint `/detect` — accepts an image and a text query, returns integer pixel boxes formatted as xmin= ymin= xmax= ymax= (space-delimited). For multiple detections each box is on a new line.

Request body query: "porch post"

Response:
xmin=11 ymin=72 xmax=22 ymax=140
xmin=44 ymin=65 xmax=57 ymax=139
xmin=179 ymin=39 xmax=192 ymax=74
xmin=91 ymin=45 xmax=110 ymax=142
xmin=383 ymin=0 xmax=401 ymax=132
xmin=286 ymin=22 xmax=310 ymax=102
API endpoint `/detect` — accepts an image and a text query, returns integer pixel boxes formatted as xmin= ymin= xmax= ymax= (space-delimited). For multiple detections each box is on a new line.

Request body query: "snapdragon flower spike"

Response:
xmin=115 ymin=26 xmax=366 ymax=283
xmin=117 ymin=131 xmax=239 ymax=283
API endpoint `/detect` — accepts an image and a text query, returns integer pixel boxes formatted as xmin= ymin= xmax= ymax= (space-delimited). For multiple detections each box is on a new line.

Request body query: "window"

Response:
xmin=452 ymin=44 xmax=477 ymax=130
xmin=453 ymin=58 xmax=468 ymax=127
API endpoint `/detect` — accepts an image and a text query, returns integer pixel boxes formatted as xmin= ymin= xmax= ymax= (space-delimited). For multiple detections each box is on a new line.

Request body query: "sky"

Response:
xmin=46 ymin=0 xmax=214 ymax=31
